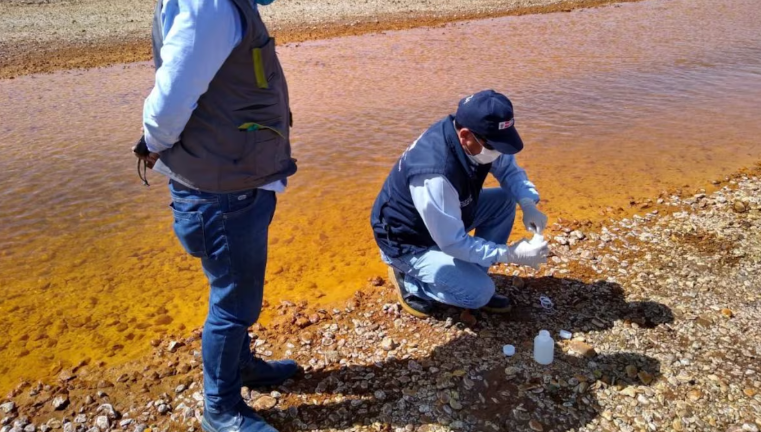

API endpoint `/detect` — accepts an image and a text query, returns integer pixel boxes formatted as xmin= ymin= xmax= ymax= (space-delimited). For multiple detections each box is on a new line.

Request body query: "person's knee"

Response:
xmin=453 ymin=274 xmax=495 ymax=309
xmin=471 ymin=277 xmax=496 ymax=308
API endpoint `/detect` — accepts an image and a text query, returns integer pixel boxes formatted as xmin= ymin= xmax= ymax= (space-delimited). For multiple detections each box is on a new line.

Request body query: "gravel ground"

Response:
xmin=0 ymin=0 xmax=637 ymax=78
xmin=1 ymin=168 xmax=759 ymax=432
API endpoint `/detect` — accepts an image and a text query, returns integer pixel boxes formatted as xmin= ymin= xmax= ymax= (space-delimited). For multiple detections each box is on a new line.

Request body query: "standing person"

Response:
xmin=370 ymin=90 xmax=549 ymax=317
xmin=133 ymin=0 xmax=298 ymax=429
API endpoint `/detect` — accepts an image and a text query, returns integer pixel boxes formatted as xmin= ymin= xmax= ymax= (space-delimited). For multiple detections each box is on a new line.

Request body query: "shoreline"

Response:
xmin=0 ymin=0 xmax=641 ymax=80
xmin=2 ymin=164 xmax=760 ymax=431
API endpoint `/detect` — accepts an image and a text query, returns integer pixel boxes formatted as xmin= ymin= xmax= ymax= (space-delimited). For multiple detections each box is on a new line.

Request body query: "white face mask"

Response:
xmin=467 ymin=136 xmax=502 ymax=165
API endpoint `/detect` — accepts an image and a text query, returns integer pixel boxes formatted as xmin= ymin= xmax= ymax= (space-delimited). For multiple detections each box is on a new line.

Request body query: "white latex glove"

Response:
xmin=502 ymin=234 xmax=549 ymax=270
xmin=519 ymin=198 xmax=548 ymax=234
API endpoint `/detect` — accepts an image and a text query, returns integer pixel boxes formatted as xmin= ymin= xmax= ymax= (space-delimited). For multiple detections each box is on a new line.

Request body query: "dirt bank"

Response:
xmin=2 ymin=166 xmax=759 ymax=432
xmin=0 ymin=0 xmax=640 ymax=79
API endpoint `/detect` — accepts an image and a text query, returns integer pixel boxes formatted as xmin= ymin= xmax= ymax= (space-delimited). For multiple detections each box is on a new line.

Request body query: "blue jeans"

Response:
xmin=383 ymin=188 xmax=516 ymax=309
xmin=169 ymin=181 xmax=276 ymax=412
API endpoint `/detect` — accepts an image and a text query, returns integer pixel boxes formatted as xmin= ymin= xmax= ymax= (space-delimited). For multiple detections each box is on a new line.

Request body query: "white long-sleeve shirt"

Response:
xmin=142 ymin=0 xmax=283 ymax=192
xmin=409 ymin=154 xmax=539 ymax=267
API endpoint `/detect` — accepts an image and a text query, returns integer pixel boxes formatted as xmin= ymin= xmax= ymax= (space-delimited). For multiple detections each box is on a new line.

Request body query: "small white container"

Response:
xmin=502 ymin=344 xmax=516 ymax=357
xmin=533 ymin=330 xmax=554 ymax=365
xmin=559 ymin=330 xmax=573 ymax=340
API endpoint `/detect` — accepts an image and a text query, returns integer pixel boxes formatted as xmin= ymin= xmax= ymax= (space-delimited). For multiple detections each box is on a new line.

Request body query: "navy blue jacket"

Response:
xmin=370 ymin=115 xmax=492 ymax=258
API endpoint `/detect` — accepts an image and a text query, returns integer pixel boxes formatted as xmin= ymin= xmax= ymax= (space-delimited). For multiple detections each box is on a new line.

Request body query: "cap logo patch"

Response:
xmin=498 ymin=119 xmax=514 ymax=130
xmin=464 ymin=94 xmax=475 ymax=104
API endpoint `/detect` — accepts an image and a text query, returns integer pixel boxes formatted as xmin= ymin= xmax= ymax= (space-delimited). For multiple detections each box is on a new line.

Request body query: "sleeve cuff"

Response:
xmin=143 ymin=130 xmax=174 ymax=153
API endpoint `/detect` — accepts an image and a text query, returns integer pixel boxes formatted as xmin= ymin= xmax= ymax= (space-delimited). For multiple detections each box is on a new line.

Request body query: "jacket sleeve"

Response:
xmin=409 ymin=174 xmax=509 ymax=267
xmin=490 ymin=154 xmax=540 ymax=204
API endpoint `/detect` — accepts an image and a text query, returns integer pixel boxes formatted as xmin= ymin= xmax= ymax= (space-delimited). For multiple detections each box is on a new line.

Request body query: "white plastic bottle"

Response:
xmin=533 ymin=330 xmax=554 ymax=365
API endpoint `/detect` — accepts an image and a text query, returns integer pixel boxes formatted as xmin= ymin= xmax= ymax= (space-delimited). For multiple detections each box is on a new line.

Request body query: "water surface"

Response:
xmin=0 ymin=0 xmax=760 ymax=391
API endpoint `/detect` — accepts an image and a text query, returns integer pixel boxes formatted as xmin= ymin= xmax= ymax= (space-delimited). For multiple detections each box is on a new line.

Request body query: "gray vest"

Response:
xmin=151 ymin=0 xmax=297 ymax=193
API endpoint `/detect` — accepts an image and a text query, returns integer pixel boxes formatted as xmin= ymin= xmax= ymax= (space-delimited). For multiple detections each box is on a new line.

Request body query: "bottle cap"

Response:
xmin=539 ymin=330 xmax=550 ymax=337
xmin=559 ymin=330 xmax=572 ymax=339
xmin=502 ymin=344 xmax=515 ymax=356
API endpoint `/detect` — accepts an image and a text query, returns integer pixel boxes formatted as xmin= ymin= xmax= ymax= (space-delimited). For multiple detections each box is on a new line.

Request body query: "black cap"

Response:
xmin=454 ymin=90 xmax=523 ymax=154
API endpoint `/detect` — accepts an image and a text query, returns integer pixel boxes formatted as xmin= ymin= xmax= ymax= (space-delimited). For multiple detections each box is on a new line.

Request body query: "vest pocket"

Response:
xmin=240 ymin=131 xmax=289 ymax=178
xmin=170 ymin=203 xmax=208 ymax=259
xmin=252 ymin=38 xmax=277 ymax=89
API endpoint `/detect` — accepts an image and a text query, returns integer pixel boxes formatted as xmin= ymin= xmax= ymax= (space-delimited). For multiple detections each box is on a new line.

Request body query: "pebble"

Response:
xmin=94 ymin=417 xmax=108 ymax=430
xmin=568 ymin=340 xmax=597 ymax=358
xmin=380 ymin=337 xmax=397 ymax=351
xmin=167 ymin=341 xmax=184 ymax=353
xmin=638 ymin=371 xmax=654 ymax=385
xmin=673 ymin=418 xmax=685 ymax=431
xmin=157 ymin=404 xmax=169 ymax=414
xmin=625 ymin=365 xmax=638 ymax=379
xmin=0 ymin=404 xmax=14 ymax=415
xmin=528 ymin=419 xmax=544 ymax=431
xmin=252 ymin=396 xmax=277 ymax=410
xmin=51 ymin=396 xmax=69 ymax=411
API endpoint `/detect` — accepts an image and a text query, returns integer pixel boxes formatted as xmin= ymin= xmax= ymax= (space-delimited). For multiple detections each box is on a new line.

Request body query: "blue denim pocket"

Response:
xmin=170 ymin=202 xmax=207 ymax=259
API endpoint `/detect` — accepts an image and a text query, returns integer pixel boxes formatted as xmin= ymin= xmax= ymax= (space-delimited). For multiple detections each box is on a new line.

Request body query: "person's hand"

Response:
xmin=132 ymin=135 xmax=160 ymax=169
xmin=504 ymin=235 xmax=549 ymax=270
xmin=519 ymin=198 xmax=548 ymax=234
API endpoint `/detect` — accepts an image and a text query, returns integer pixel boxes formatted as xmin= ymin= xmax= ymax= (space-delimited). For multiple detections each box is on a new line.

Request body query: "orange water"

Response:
xmin=1 ymin=0 xmax=760 ymax=392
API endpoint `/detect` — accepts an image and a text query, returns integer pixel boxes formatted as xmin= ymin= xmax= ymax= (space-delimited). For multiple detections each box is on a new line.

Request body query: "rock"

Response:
xmin=118 ymin=419 xmax=132 ymax=428
xmin=511 ymin=276 xmax=525 ymax=289
xmin=568 ymin=341 xmax=597 ymax=358
xmin=294 ymin=317 xmax=311 ymax=328
xmin=175 ymin=384 xmax=186 ymax=394
xmin=504 ymin=367 xmax=520 ymax=379
xmin=638 ymin=371 xmax=654 ymax=385
xmin=45 ymin=420 xmax=61 ymax=430
xmin=625 ymin=365 xmax=638 ymax=379
xmin=373 ymin=390 xmax=386 ymax=400
xmin=0 ymin=403 xmax=15 ymax=414
xmin=688 ymin=389 xmax=703 ymax=401
xmin=51 ymin=395 xmax=69 ymax=411
xmin=380 ymin=338 xmax=397 ymax=351
xmin=459 ymin=310 xmax=477 ymax=326
xmin=733 ymin=201 xmax=747 ymax=213
xmin=94 ymin=417 xmax=109 ymax=431
xmin=57 ymin=371 xmax=75 ymax=382
xmin=620 ymin=387 xmax=637 ymax=398
xmin=529 ymin=419 xmax=544 ymax=431
xmin=721 ymin=308 xmax=734 ymax=318
xmin=673 ymin=418 xmax=684 ymax=431
xmin=96 ymin=404 xmax=119 ymax=420
xmin=369 ymin=276 xmax=384 ymax=287
xmin=23 ymin=425 xmax=35 ymax=432
xmin=252 ymin=396 xmax=277 ymax=410
xmin=448 ymin=400 xmax=462 ymax=411
xmin=167 ymin=341 xmax=184 ymax=353
xmin=571 ymin=230 xmax=585 ymax=240
xmin=134 ymin=425 xmax=147 ymax=432
xmin=62 ymin=423 xmax=74 ymax=432
xmin=743 ymin=388 xmax=757 ymax=397
xmin=157 ymin=404 xmax=170 ymax=414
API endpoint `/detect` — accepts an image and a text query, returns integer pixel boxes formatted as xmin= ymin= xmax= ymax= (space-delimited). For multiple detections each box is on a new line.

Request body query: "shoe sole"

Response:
xmin=388 ymin=267 xmax=431 ymax=318
xmin=481 ymin=304 xmax=513 ymax=314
